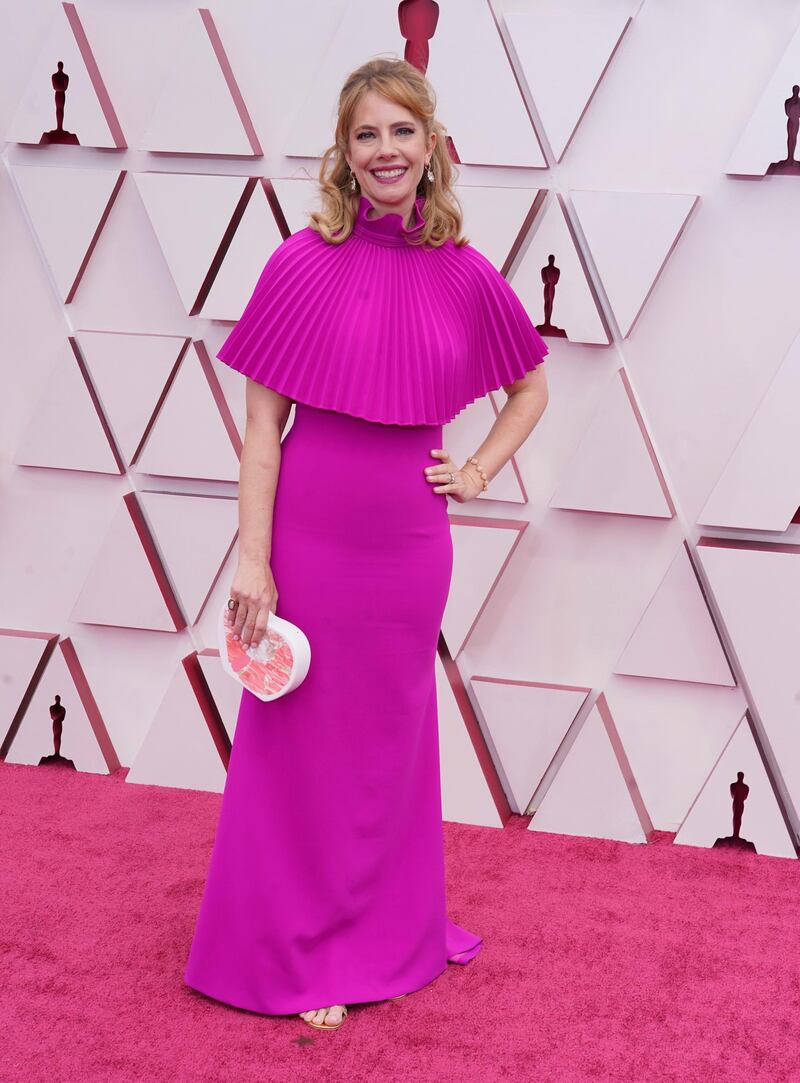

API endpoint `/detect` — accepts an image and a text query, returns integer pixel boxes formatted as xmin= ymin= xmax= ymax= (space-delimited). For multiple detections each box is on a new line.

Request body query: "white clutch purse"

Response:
xmin=217 ymin=603 xmax=311 ymax=702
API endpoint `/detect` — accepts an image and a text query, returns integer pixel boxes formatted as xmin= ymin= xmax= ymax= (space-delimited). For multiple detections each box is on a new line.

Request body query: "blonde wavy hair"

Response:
xmin=308 ymin=56 xmax=468 ymax=248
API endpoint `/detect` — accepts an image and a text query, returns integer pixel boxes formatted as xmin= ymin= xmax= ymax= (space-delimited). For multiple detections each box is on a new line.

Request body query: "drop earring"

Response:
xmin=349 ymin=169 xmax=357 ymax=191
xmin=426 ymin=160 xmax=434 ymax=183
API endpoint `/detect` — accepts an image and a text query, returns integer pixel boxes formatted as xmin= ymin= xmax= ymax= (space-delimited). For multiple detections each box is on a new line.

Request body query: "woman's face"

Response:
xmin=345 ymin=90 xmax=436 ymax=219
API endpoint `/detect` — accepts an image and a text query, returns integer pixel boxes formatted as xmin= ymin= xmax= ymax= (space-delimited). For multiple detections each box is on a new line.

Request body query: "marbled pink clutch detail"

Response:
xmin=217 ymin=606 xmax=311 ymax=702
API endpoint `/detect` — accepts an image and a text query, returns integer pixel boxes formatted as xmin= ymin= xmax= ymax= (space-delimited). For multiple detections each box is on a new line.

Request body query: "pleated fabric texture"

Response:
xmin=215 ymin=193 xmax=549 ymax=426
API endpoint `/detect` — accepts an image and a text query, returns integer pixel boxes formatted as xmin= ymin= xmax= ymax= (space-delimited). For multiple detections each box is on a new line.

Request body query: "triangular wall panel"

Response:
xmin=436 ymin=654 xmax=502 ymax=828
xmin=133 ymin=172 xmax=251 ymax=314
xmin=472 ymin=677 xmax=590 ymax=813
xmin=453 ymin=185 xmax=542 ymax=271
xmin=529 ymin=698 xmax=651 ymax=843
xmin=14 ymin=341 xmax=122 ymax=475
xmin=0 ymin=630 xmax=57 ymax=757
xmin=570 ymin=189 xmax=698 ymax=337
xmin=138 ymin=491 xmax=238 ymax=625
xmin=135 ymin=343 xmax=241 ymax=482
xmin=698 ymin=331 xmax=800 ymax=532
xmin=512 ymin=195 xmax=609 ymax=345
xmin=126 ymin=659 xmax=227 ymax=792
xmin=201 ymin=181 xmax=285 ymax=320
xmin=674 ymin=714 xmax=796 ymax=860
xmin=615 ymin=542 xmax=735 ymax=685
xmin=698 ymin=541 xmax=800 ymax=831
xmin=605 ymin=675 xmax=746 ymax=832
xmin=70 ymin=496 xmax=182 ymax=632
xmin=505 ymin=12 xmax=631 ymax=161
xmin=271 ymin=178 xmax=320 ymax=234
xmin=65 ymin=624 xmax=189 ymax=768
xmin=77 ymin=331 xmax=187 ymax=467
xmin=549 ymin=368 xmax=673 ymax=518
xmin=443 ymin=516 xmax=527 ymax=657
xmin=12 ymin=164 xmax=124 ymax=302
xmin=139 ymin=8 xmax=261 ymax=155
xmin=5 ymin=638 xmax=119 ymax=774
xmin=6 ymin=4 xmax=124 ymax=148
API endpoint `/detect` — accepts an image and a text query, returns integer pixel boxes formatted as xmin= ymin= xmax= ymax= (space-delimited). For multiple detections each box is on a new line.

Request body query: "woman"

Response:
xmin=184 ymin=57 xmax=549 ymax=1031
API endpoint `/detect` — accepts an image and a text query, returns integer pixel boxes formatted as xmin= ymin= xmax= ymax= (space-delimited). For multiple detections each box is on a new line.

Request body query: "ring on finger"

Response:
xmin=449 ymin=472 xmax=455 ymax=483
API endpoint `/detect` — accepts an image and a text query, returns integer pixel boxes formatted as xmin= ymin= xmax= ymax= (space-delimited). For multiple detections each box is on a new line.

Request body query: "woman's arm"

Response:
xmin=426 ymin=364 xmax=549 ymax=501
xmin=227 ymin=378 xmax=293 ymax=647
xmin=238 ymin=379 xmax=292 ymax=565
xmin=462 ymin=364 xmax=549 ymax=489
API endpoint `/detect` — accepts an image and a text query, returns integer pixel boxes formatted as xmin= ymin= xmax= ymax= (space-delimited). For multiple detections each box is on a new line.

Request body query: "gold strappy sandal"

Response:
xmin=300 ymin=1005 xmax=348 ymax=1030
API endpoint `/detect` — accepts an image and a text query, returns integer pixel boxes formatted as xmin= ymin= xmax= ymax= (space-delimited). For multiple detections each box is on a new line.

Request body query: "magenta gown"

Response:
xmin=183 ymin=193 xmax=548 ymax=1015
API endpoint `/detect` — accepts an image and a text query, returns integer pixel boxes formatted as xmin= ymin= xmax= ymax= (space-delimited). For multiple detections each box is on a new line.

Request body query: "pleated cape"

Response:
xmin=216 ymin=194 xmax=549 ymax=426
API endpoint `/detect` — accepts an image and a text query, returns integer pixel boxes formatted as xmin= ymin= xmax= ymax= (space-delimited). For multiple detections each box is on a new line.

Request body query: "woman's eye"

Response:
xmin=356 ymin=127 xmax=415 ymax=140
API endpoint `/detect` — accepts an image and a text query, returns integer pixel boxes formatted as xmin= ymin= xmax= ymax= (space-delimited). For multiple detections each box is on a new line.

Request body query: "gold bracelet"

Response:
xmin=466 ymin=455 xmax=489 ymax=492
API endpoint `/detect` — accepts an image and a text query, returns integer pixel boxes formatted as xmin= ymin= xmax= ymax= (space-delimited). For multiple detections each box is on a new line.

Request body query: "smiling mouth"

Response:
xmin=371 ymin=167 xmax=408 ymax=178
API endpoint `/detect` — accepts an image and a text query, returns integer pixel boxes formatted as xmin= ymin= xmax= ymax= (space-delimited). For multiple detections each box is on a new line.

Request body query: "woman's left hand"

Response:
xmin=424 ymin=448 xmax=483 ymax=504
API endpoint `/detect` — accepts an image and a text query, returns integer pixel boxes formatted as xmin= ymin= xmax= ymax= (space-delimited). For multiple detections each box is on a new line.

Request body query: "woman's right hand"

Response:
xmin=224 ymin=559 xmax=278 ymax=649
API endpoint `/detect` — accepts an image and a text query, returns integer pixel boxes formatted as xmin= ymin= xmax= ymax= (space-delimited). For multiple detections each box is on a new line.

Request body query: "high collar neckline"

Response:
xmin=352 ymin=194 xmax=427 ymax=247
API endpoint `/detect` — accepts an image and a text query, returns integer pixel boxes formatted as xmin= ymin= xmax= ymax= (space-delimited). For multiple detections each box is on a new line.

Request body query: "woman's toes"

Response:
xmin=299 ymin=1004 xmax=345 ymax=1026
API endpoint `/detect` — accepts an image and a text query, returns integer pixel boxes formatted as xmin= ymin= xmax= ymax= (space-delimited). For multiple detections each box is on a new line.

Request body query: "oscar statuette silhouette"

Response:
xmin=766 ymin=84 xmax=800 ymax=175
xmin=40 ymin=61 xmax=80 ymax=145
xmin=713 ymin=771 xmax=756 ymax=853
xmin=397 ymin=1 xmax=459 ymax=162
xmin=535 ymin=255 xmax=568 ymax=339
xmin=398 ymin=0 xmax=439 ymax=75
xmin=38 ymin=694 xmax=76 ymax=769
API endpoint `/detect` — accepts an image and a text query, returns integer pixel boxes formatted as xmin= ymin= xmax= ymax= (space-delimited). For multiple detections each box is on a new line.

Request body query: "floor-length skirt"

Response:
xmin=183 ymin=402 xmax=482 ymax=1015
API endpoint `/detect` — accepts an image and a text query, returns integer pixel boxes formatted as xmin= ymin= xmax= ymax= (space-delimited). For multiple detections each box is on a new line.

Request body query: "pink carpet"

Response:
xmin=2 ymin=759 xmax=798 ymax=1082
